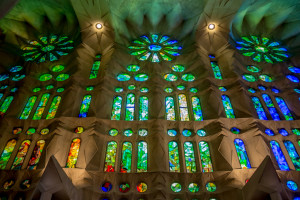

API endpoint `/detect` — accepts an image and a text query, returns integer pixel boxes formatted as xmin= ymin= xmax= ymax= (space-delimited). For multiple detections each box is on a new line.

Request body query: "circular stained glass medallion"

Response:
xmin=56 ymin=74 xmax=69 ymax=81
xmin=182 ymin=74 xmax=195 ymax=82
xmin=9 ymin=87 xmax=17 ymax=92
xmin=197 ymin=129 xmax=207 ymax=137
xmin=123 ymin=129 xmax=133 ymax=137
xmin=109 ymin=129 xmax=118 ymax=136
xmin=164 ymin=74 xmax=178 ymax=81
xmin=259 ymin=75 xmax=273 ymax=82
xmin=258 ymin=85 xmax=267 ymax=91
xmin=3 ymin=179 xmax=15 ymax=190
xmin=57 ymin=88 xmax=64 ymax=92
xmin=46 ymin=85 xmax=54 ymax=90
xmin=117 ymin=73 xmax=130 ymax=81
xmin=206 ymin=182 xmax=216 ymax=192
xmin=128 ymin=85 xmax=136 ymax=90
xmin=286 ymin=75 xmax=299 ymax=83
xmin=264 ymin=128 xmax=275 ymax=136
xmin=165 ymin=87 xmax=173 ymax=93
xmin=292 ymin=129 xmax=300 ymax=136
xmin=39 ymin=74 xmax=52 ymax=81
xmin=182 ymin=129 xmax=192 ymax=137
xmin=167 ymin=129 xmax=177 ymax=136
xmin=287 ymin=180 xmax=298 ymax=191
xmin=135 ymin=74 xmax=149 ymax=81
xmin=278 ymin=128 xmax=289 ymax=136
xmin=26 ymin=128 xmax=36 ymax=135
xmin=138 ymin=129 xmax=148 ymax=136
xmin=136 ymin=182 xmax=147 ymax=193
xmin=230 ymin=127 xmax=240 ymax=134
xmin=248 ymin=88 xmax=256 ymax=93
xmin=242 ymin=74 xmax=256 ymax=82
xmin=219 ymin=87 xmax=227 ymax=92
xmin=177 ymin=85 xmax=185 ymax=90
xmin=190 ymin=88 xmax=198 ymax=93
xmin=119 ymin=183 xmax=130 ymax=193
xmin=13 ymin=127 xmax=22 ymax=135
xmin=33 ymin=87 xmax=41 ymax=92
xmin=271 ymin=87 xmax=280 ymax=93
xmin=10 ymin=66 xmax=23 ymax=72
xmin=127 ymin=65 xmax=140 ymax=72
xmin=188 ymin=183 xmax=199 ymax=193
xmin=247 ymin=65 xmax=260 ymax=73
xmin=288 ymin=66 xmax=300 ymax=73
xmin=115 ymin=87 xmax=123 ymax=93
xmin=140 ymin=87 xmax=149 ymax=93
xmin=11 ymin=74 xmax=25 ymax=81
xmin=40 ymin=128 xmax=50 ymax=135
xmin=75 ymin=126 xmax=84 ymax=134
xmin=20 ymin=179 xmax=31 ymax=189
xmin=172 ymin=65 xmax=185 ymax=72
xmin=102 ymin=182 xmax=112 ymax=192
xmin=86 ymin=86 xmax=94 ymax=91
xmin=51 ymin=65 xmax=64 ymax=72
xmin=171 ymin=183 xmax=182 ymax=192
xmin=0 ymin=85 xmax=8 ymax=89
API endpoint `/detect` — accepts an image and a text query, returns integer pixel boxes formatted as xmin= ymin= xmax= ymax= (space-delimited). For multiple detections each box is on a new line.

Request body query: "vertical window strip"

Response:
xmin=178 ymin=94 xmax=190 ymax=121
xmin=139 ymin=96 xmax=148 ymax=121
xmin=0 ymin=139 xmax=17 ymax=169
xmin=137 ymin=141 xmax=147 ymax=172
xmin=191 ymin=96 xmax=203 ymax=121
xmin=261 ymin=94 xmax=280 ymax=120
xmin=210 ymin=61 xmax=223 ymax=79
xmin=184 ymin=142 xmax=196 ymax=173
xmin=0 ymin=93 xmax=3 ymax=101
xmin=168 ymin=141 xmax=180 ymax=172
xmin=283 ymin=140 xmax=300 ymax=171
xmin=20 ymin=96 xmax=37 ymax=119
xmin=221 ymin=95 xmax=235 ymax=118
xmin=234 ymin=139 xmax=251 ymax=169
xmin=11 ymin=140 xmax=31 ymax=170
xmin=111 ymin=96 xmax=122 ymax=120
xmin=270 ymin=140 xmax=289 ymax=171
xmin=32 ymin=93 xmax=50 ymax=120
xmin=79 ymin=95 xmax=92 ymax=118
xmin=251 ymin=96 xmax=268 ymax=120
xmin=104 ymin=141 xmax=117 ymax=172
xmin=66 ymin=138 xmax=81 ymax=168
xmin=166 ymin=96 xmax=175 ymax=121
xmin=46 ymin=96 xmax=62 ymax=119
xmin=199 ymin=141 xmax=213 ymax=172
xmin=120 ymin=142 xmax=132 ymax=173
xmin=28 ymin=140 xmax=46 ymax=170
xmin=275 ymin=97 xmax=294 ymax=120
xmin=89 ymin=56 xmax=101 ymax=79
xmin=0 ymin=96 xmax=14 ymax=115
xmin=125 ymin=93 xmax=135 ymax=121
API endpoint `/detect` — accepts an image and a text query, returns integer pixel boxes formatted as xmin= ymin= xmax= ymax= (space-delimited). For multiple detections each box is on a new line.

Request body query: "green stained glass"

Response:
xmin=0 ymin=85 xmax=8 ymax=89
xmin=50 ymin=65 xmax=64 ymax=72
xmin=242 ymin=74 xmax=256 ymax=82
xmin=56 ymin=74 xmax=69 ymax=81
xmin=32 ymin=93 xmax=50 ymax=120
xmin=199 ymin=141 xmax=213 ymax=172
xmin=39 ymin=74 xmax=52 ymax=81
xmin=139 ymin=96 xmax=148 ymax=121
xmin=197 ymin=129 xmax=206 ymax=136
xmin=45 ymin=85 xmax=54 ymax=90
xmin=127 ymin=65 xmax=140 ymax=72
xmin=169 ymin=141 xmax=180 ymax=172
xmin=121 ymin=142 xmax=132 ymax=173
xmin=125 ymin=93 xmax=135 ymax=121
xmin=247 ymin=65 xmax=260 ymax=72
xmin=20 ymin=96 xmax=37 ymax=119
xmin=33 ymin=88 xmax=41 ymax=92
xmin=86 ymin=86 xmax=94 ymax=91
xmin=234 ymin=139 xmax=251 ymax=169
xmin=210 ymin=62 xmax=222 ymax=79
xmin=123 ymin=129 xmax=133 ymax=137
xmin=188 ymin=183 xmax=199 ymax=193
xmin=46 ymin=96 xmax=61 ymax=119
xmin=0 ymin=74 xmax=9 ymax=81
xmin=165 ymin=88 xmax=173 ymax=93
xmin=166 ymin=96 xmax=175 ymax=121
xmin=137 ymin=141 xmax=147 ymax=172
xmin=0 ymin=139 xmax=17 ymax=169
xmin=109 ymin=129 xmax=118 ymax=136
xmin=190 ymin=88 xmax=198 ymax=93
xmin=40 ymin=128 xmax=49 ymax=135
xmin=259 ymin=75 xmax=273 ymax=82
xmin=178 ymin=94 xmax=189 ymax=121
xmin=79 ymin=95 xmax=92 ymax=118
xmin=164 ymin=74 xmax=178 ymax=81
xmin=171 ymin=183 xmax=182 ymax=192
xmin=115 ymin=87 xmax=123 ymax=93
xmin=11 ymin=74 xmax=25 ymax=81
xmin=177 ymin=85 xmax=185 ymax=90
xmin=65 ymin=138 xmax=80 ymax=168
xmin=206 ymin=182 xmax=216 ymax=192
xmin=191 ymin=96 xmax=203 ymax=121
xmin=10 ymin=66 xmax=23 ymax=72
xmin=128 ymin=85 xmax=136 ymax=90
xmin=172 ymin=65 xmax=185 ymax=72
xmin=248 ymin=88 xmax=256 ymax=93
xmin=222 ymin=95 xmax=235 ymax=118
xmin=104 ymin=141 xmax=117 ymax=172
xmin=138 ymin=129 xmax=148 ymax=136
xmin=184 ymin=142 xmax=196 ymax=173
xmin=111 ymin=96 xmax=122 ymax=120
xmin=89 ymin=60 xmax=101 ymax=79
xmin=182 ymin=74 xmax=195 ymax=82
xmin=140 ymin=87 xmax=149 ymax=93
xmin=11 ymin=140 xmax=31 ymax=170
xmin=0 ymin=96 xmax=14 ymax=114
xmin=117 ymin=73 xmax=130 ymax=81
xmin=168 ymin=129 xmax=177 ymax=136
xmin=10 ymin=88 xmax=17 ymax=92
xmin=26 ymin=128 xmax=36 ymax=135
xmin=135 ymin=74 xmax=149 ymax=81
xmin=292 ymin=129 xmax=300 ymax=136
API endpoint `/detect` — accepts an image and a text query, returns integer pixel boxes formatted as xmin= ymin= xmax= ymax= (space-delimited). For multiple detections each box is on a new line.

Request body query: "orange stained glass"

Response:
xmin=66 ymin=138 xmax=81 ymax=168
xmin=28 ymin=140 xmax=46 ymax=170
xmin=11 ymin=140 xmax=31 ymax=170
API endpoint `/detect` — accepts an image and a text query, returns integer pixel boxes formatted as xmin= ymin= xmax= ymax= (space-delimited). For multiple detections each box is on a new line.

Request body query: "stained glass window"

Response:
xmin=79 ymin=95 xmax=92 ymax=118
xmin=32 ymin=93 xmax=50 ymax=120
xmin=234 ymin=139 xmax=251 ymax=169
xmin=171 ymin=182 xmax=182 ymax=192
xmin=251 ymin=97 xmax=267 ymax=120
xmin=121 ymin=142 xmax=132 ymax=173
xmin=104 ymin=141 xmax=117 ymax=172
xmin=27 ymin=140 xmax=46 ymax=170
xmin=188 ymin=183 xmax=200 ymax=193
xmin=184 ymin=142 xmax=196 ymax=173
xmin=283 ymin=141 xmax=300 ymax=171
xmin=111 ymin=96 xmax=122 ymax=120
xmin=278 ymin=128 xmax=289 ymax=136
xmin=261 ymin=94 xmax=280 ymax=120
xmin=168 ymin=141 xmax=180 ymax=172
xmin=65 ymin=138 xmax=81 ymax=168
xmin=199 ymin=141 xmax=213 ymax=172
xmin=89 ymin=58 xmax=101 ymax=79
xmin=20 ymin=96 xmax=37 ymax=119
xmin=139 ymin=96 xmax=148 ymax=121
xmin=191 ymin=97 xmax=203 ymax=121
xmin=210 ymin=62 xmax=222 ymax=79
xmin=0 ymin=93 xmax=3 ymax=101
xmin=137 ymin=141 xmax=147 ymax=172
xmin=221 ymin=95 xmax=235 ymax=118
xmin=11 ymin=140 xmax=31 ymax=170
xmin=46 ymin=96 xmax=61 ymax=119
xmin=0 ymin=139 xmax=17 ymax=169
xmin=178 ymin=94 xmax=189 ymax=121
xmin=125 ymin=93 xmax=135 ymax=121
xmin=287 ymin=180 xmax=298 ymax=191
xmin=0 ymin=96 xmax=14 ymax=115
xmin=166 ymin=97 xmax=175 ymax=121
xmin=270 ymin=140 xmax=289 ymax=171
xmin=275 ymin=97 xmax=294 ymax=120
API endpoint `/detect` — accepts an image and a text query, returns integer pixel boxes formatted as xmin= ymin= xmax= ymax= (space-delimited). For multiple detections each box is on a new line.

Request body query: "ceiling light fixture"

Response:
xmin=95 ymin=23 xmax=103 ymax=29
xmin=208 ymin=24 xmax=215 ymax=30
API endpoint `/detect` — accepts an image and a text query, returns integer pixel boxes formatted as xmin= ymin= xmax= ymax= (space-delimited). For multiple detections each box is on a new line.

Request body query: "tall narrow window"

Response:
xmin=32 ymin=93 xmax=50 ymax=120
xmin=125 ymin=93 xmax=135 ymax=121
xmin=178 ymin=94 xmax=189 ymax=121
xmin=104 ymin=141 xmax=117 ymax=172
xmin=191 ymin=96 xmax=203 ymax=121
xmin=0 ymin=139 xmax=17 ymax=169
xmin=283 ymin=141 xmax=300 ymax=171
xmin=261 ymin=94 xmax=280 ymax=120
xmin=0 ymin=96 xmax=14 ymax=115
xmin=66 ymin=138 xmax=81 ymax=168
xmin=89 ymin=56 xmax=101 ymax=79
xmin=28 ymin=140 xmax=46 ymax=170
xmin=121 ymin=142 xmax=132 ymax=173
xmin=270 ymin=140 xmax=289 ymax=171
xmin=137 ymin=141 xmax=147 ymax=172
xmin=184 ymin=142 xmax=196 ymax=173
xmin=139 ymin=96 xmax=148 ymax=121
xmin=275 ymin=97 xmax=294 ymax=120
xmin=111 ymin=96 xmax=122 ymax=120
xmin=210 ymin=61 xmax=222 ymax=79
xmin=0 ymin=93 xmax=3 ymax=101
xmin=166 ymin=97 xmax=175 ymax=121
xmin=199 ymin=141 xmax=213 ymax=172
xmin=20 ymin=96 xmax=37 ymax=119
xmin=221 ymin=95 xmax=235 ymax=118
xmin=79 ymin=95 xmax=92 ymax=118
xmin=46 ymin=96 xmax=62 ymax=119
xmin=251 ymin=97 xmax=267 ymax=120
xmin=168 ymin=141 xmax=180 ymax=172
xmin=11 ymin=140 xmax=31 ymax=170
xmin=234 ymin=139 xmax=251 ymax=169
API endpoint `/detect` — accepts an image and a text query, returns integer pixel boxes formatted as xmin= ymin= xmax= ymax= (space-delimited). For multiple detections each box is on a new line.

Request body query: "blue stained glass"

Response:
xmin=271 ymin=87 xmax=280 ymax=93
xmin=261 ymin=94 xmax=280 ymax=120
xmin=234 ymin=139 xmax=251 ymax=169
xmin=275 ymin=97 xmax=294 ymax=120
xmin=270 ymin=140 xmax=289 ymax=171
xmin=258 ymin=85 xmax=267 ymax=91
xmin=287 ymin=180 xmax=298 ymax=191
xmin=221 ymin=95 xmax=235 ymax=118
xmin=283 ymin=141 xmax=300 ymax=171
xmin=149 ymin=45 xmax=162 ymax=51
xmin=265 ymin=129 xmax=275 ymax=136
xmin=10 ymin=66 xmax=23 ymax=72
xmin=287 ymin=75 xmax=299 ymax=83
xmin=248 ymin=88 xmax=256 ymax=93
xmin=79 ymin=95 xmax=92 ymax=118
xmin=288 ymin=66 xmax=300 ymax=73
xmin=197 ymin=129 xmax=206 ymax=136
xmin=167 ymin=129 xmax=177 ymax=136
xmin=182 ymin=129 xmax=192 ymax=137
xmin=295 ymin=89 xmax=300 ymax=93
xmin=191 ymin=97 xmax=203 ymax=121
xmin=219 ymin=87 xmax=227 ymax=92
xmin=209 ymin=54 xmax=215 ymax=58
xmin=210 ymin=62 xmax=222 ymax=79
xmin=251 ymin=97 xmax=268 ymax=120
xmin=0 ymin=74 xmax=9 ymax=81
xmin=278 ymin=128 xmax=289 ymax=136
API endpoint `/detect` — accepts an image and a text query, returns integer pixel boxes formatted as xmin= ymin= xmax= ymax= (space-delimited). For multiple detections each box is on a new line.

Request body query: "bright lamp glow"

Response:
xmin=208 ymin=24 xmax=215 ymax=30
xmin=95 ymin=23 xmax=103 ymax=29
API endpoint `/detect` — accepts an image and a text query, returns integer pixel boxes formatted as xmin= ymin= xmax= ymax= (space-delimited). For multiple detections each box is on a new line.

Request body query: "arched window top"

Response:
xmin=0 ymin=139 xmax=17 ymax=169
xmin=79 ymin=94 xmax=92 ymax=118
xmin=125 ymin=93 xmax=135 ymax=121
xmin=165 ymin=96 xmax=175 ymax=121
xmin=104 ymin=141 xmax=118 ymax=172
xmin=234 ymin=139 xmax=251 ymax=169
xmin=251 ymin=96 xmax=267 ymax=120
xmin=221 ymin=95 xmax=235 ymax=118
xmin=184 ymin=141 xmax=196 ymax=173
xmin=11 ymin=140 xmax=31 ymax=170
xmin=270 ymin=140 xmax=289 ymax=171
xmin=66 ymin=138 xmax=81 ymax=168
xmin=191 ymin=96 xmax=203 ymax=121
xmin=28 ymin=140 xmax=46 ymax=170
xmin=168 ymin=141 xmax=180 ymax=172
xmin=46 ymin=96 xmax=62 ymax=119
xmin=199 ymin=141 xmax=213 ymax=172
xmin=275 ymin=96 xmax=294 ymax=120
xmin=137 ymin=141 xmax=147 ymax=172
xmin=283 ymin=140 xmax=300 ymax=170
xmin=0 ymin=96 xmax=14 ymax=115
xmin=111 ymin=96 xmax=122 ymax=120
xmin=20 ymin=96 xmax=37 ymax=119
xmin=178 ymin=94 xmax=189 ymax=121
xmin=121 ymin=142 xmax=132 ymax=173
